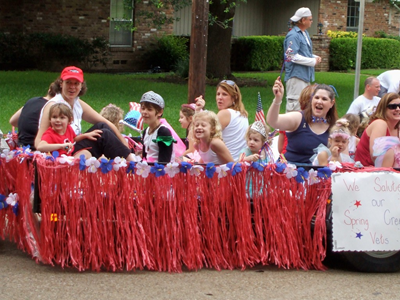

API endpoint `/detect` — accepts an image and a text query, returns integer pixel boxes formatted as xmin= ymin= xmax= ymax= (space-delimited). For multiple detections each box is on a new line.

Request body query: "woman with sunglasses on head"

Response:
xmin=267 ymin=77 xmax=338 ymax=165
xmin=355 ymin=93 xmax=400 ymax=167
xmin=195 ymin=80 xmax=248 ymax=161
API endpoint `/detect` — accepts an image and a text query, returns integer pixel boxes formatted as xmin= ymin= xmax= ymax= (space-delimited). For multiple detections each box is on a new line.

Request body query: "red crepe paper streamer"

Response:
xmin=0 ymin=155 xmax=348 ymax=272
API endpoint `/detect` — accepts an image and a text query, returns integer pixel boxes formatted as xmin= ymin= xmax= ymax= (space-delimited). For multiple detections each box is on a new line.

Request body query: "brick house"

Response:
xmin=1 ymin=0 xmax=399 ymax=72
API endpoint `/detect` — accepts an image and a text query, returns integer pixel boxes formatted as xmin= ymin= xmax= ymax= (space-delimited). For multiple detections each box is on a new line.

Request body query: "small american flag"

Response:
xmin=255 ymin=92 xmax=266 ymax=124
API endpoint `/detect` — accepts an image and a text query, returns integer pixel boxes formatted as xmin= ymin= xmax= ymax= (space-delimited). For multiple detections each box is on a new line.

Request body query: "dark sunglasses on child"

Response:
xmin=387 ymin=103 xmax=400 ymax=110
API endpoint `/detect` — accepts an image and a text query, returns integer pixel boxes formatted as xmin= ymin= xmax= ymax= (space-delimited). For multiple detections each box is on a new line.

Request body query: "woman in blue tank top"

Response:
xmin=267 ymin=77 xmax=338 ymax=165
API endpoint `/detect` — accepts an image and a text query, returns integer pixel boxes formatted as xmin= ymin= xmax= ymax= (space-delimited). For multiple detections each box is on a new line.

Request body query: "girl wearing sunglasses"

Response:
xmin=355 ymin=92 xmax=400 ymax=166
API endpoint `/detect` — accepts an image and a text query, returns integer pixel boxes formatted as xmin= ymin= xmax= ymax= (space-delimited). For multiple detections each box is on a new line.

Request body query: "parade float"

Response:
xmin=1 ymin=145 xmax=400 ymax=273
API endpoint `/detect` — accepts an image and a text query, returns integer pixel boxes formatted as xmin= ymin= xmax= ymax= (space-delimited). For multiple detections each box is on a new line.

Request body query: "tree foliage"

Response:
xmin=118 ymin=0 xmax=246 ymax=78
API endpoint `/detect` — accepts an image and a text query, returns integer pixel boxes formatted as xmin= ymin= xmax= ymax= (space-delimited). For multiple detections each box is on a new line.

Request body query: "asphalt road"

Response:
xmin=1 ymin=240 xmax=400 ymax=300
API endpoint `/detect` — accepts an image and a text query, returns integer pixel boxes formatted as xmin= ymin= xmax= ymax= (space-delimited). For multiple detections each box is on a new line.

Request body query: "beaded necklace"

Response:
xmin=311 ymin=116 xmax=327 ymax=123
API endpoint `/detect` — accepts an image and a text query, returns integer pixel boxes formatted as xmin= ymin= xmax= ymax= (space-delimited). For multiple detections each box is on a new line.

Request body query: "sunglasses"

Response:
xmin=221 ymin=80 xmax=236 ymax=87
xmin=387 ymin=103 xmax=400 ymax=110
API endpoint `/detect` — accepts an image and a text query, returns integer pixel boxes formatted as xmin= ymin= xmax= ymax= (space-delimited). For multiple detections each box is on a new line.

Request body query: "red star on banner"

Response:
xmin=354 ymin=200 xmax=361 ymax=208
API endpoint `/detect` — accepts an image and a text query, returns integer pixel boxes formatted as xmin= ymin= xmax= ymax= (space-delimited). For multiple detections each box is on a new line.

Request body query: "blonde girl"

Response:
xmin=239 ymin=121 xmax=271 ymax=163
xmin=341 ymin=113 xmax=360 ymax=160
xmin=311 ymin=119 xmax=354 ymax=166
xmin=193 ymin=111 xmax=233 ymax=164
xmin=100 ymin=104 xmax=125 ymax=133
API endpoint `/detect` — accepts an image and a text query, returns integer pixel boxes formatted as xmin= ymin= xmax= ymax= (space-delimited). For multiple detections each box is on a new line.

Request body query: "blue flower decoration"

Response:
xmin=251 ymin=162 xmax=264 ymax=172
xmin=275 ymin=162 xmax=286 ymax=173
xmin=12 ymin=202 xmax=18 ymax=216
xmin=205 ymin=163 xmax=216 ymax=178
xmin=100 ymin=158 xmax=114 ymax=174
xmin=180 ymin=161 xmax=192 ymax=174
xmin=295 ymin=167 xmax=309 ymax=183
xmin=227 ymin=162 xmax=242 ymax=176
xmin=317 ymin=167 xmax=332 ymax=179
xmin=151 ymin=163 xmax=165 ymax=177
xmin=45 ymin=151 xmax=58 ymax=162
xmin=22 ymin=145 xmax=33 ymax=156
xmin=79 ymin=155 xmax=86 ymax=171
xmin=0 ymin=194 xmax=8 ymax=209
xmin=126 ymin=161 xmax=136 ymax=174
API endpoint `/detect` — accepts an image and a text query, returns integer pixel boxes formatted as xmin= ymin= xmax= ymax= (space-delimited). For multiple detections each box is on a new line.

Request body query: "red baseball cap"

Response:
xmin=61 ymin=66 xmax=84 ymax=82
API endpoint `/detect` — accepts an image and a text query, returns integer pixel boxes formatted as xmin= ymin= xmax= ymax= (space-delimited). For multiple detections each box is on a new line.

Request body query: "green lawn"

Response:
xmin=0 ymin=69 xmax=387 ymax=138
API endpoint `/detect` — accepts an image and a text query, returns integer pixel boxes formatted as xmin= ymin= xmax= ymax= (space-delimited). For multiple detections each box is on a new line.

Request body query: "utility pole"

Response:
xmin=354 ymin=0 xmax=365 ymax=100
xmin=188 ymin=0 xmax=209 ymax=103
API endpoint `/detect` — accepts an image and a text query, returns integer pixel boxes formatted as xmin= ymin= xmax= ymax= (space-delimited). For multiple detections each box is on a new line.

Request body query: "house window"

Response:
xmin=347 ymin=0 xmax=360 ymax=32
xmin=109 ymin=0 xmax=133 ymax=47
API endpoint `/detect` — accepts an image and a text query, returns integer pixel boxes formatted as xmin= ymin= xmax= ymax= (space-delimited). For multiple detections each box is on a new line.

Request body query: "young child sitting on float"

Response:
xmin=179 ymin=103 xmax=196 ymax=156
xmin=100 ymin=103 xmax=125 ymax=133
xmin=310 ymin=118 xmax=354 ymax=166
xmin=341 ymin=113 xmax=360 ymax=161
xmin=140 ymin=91 xmax=175 ymax=163
xmin=37 ymin=103 xmax=93 ymax=158
xmin=239 ymin=121 xmax=272 ymax=164
xmin=192 ymin=110 xmax=233 ymax=164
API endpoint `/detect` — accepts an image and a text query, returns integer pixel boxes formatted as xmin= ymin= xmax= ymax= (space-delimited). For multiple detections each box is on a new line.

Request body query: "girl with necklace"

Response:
xmin=267 ymin=77 xmax=338 ymax=165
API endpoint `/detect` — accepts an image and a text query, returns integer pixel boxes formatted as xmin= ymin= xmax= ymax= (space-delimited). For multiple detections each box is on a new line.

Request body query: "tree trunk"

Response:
xmin=206 ymin=1 xmax=235 ymax=79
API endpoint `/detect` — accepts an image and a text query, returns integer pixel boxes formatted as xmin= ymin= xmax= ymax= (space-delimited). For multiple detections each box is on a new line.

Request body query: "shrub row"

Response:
xmin=231 ymin=34 xmax=400 ymax=72
xmin=329 ymin=37 xmax=400 ymax=70
xmin=231 ymin=36 xmax=285 ymax=72
xmin=0 ymin=33 xmax=109 ymax=71
xmin=3 ymin=31 xmax=400 ymax=73
xmin=145 ymin=35 xmax=189 ymax=72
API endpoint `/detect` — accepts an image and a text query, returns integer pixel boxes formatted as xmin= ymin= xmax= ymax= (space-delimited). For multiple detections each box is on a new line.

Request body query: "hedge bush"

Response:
xmin=145 ymin=35 xmax=189 ymax=72
xmin=231 ymin=36 xmax=284 ymax=71
xmin=0 ymin=33 xmax=109 ymax=71
xmin=329 ymin=37 xmax=400 ymax=70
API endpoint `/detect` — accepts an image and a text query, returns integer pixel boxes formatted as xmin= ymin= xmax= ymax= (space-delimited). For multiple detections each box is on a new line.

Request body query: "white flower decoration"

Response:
xmin=23 ymin=147 xmax=32 ymax=155
xmin=136 ymin=161 xmax=151 ymax=178
xmin=113 ymin=156 xmax=127 ymax=171
xmin=6 ymin=193 xmax=18 ymax=206
xmin=354 ymin=161 xmax=363 ymax=168
xmin=1 ymin=149 xmax=15 ymax=162
xmin=58 ymin=154 xmax=75 ymax=165
xmin=190 ymin=165 xmax=204 ymax=176
xmin=329 ymin=161 xmax=342 ymax=171
xmin=130 ymin=154 xmax=142 ymax=162
xmin=216 ymin=164 xmax=229 ymax=178
xmin=308 ymin=168 xmax=319 ymax=185
xmin=284 ymin=163 xmax=298 ymax=179
xmin=1 ymin=149 xmax=9 ymax=158
xmin=85 ymin=157 xmax=100 ymax=173
xmin=165 ymin=162 xmax=180 ymax=178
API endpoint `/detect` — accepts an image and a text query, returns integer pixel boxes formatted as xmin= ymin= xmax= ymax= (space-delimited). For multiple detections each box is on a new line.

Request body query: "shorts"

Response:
xmin=286 ymin=78 xmax=309 ymax=112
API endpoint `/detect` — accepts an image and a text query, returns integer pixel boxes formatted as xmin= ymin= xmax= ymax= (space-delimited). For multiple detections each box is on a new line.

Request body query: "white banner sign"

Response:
xmin=332 ymin=172 xmax=400 ymax=252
